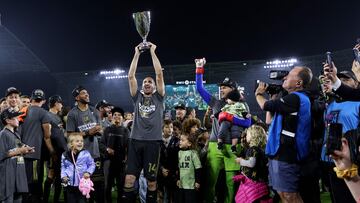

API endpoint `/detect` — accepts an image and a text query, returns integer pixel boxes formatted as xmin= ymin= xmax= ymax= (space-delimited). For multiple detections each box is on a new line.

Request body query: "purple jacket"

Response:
xmin=61 ymin=149 xmax=95 ymax=186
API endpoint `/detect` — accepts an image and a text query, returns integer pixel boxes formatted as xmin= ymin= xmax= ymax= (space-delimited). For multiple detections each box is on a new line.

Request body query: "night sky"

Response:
xmin=0 ymin=0 xmax=359 ymax=72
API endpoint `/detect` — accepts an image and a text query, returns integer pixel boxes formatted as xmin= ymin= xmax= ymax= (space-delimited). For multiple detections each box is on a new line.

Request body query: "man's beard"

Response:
xmin=102 ymin=112 xmax=108 ymax=118
xmin=176 ymin=115 xmax=184 ymax=121
xmin=143 ymin=89 xmax=152 ymax=95
xmin=79 ymin=98 xmax=90 ymax=105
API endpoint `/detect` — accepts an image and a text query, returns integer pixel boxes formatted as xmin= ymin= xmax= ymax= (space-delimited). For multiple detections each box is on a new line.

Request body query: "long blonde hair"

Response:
xmin=246 ymin=125 xmax=267 ymax=148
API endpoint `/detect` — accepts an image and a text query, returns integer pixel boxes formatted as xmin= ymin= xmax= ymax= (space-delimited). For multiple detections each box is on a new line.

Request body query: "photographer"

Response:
xmin=255 ymin=66 xmax=312 ymax=203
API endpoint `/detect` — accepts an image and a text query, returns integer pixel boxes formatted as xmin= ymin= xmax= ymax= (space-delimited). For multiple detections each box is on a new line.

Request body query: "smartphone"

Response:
xmin=325 ymin=51 xmax=333 ymax=73
xmin=326 ymin=52 xmax=332 ymax=66
xmin=326 ymin=123 xmax=343 ymax=155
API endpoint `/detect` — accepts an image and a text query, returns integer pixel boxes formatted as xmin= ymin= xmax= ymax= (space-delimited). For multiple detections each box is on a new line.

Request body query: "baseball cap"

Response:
xmin=95 ymin=100 xmax=111 ymax=109
xmin=0 ymin=108 xmax=23 ymax=122
xmin=174 ymin=102 xmax=186 ymax=110
xmin=111 ymin=106 xmax=124 ymax=117
xmin=72 ymin=85 xmax=86 ymax=98
xmin=49 ymin=95 xmax=63 ymax=105
xmin=5 ymin=87 xmax=21 ymax=97
xmin=31 ymin=89 xmax=45 ymax=100
xmin=337 ymin=70 xmax=358 ymax=82
xmin=218 ymin=77 xmax=238 ymax=89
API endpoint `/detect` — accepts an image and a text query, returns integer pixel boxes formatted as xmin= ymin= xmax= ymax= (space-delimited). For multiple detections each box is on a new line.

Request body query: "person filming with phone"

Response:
xmin=323 ymin=42 xmax=360 ymax=101
xmin=322 ymin=48 xmax=360 ymax=202
xmin=320 ymin=65 xmax=360 ymax=203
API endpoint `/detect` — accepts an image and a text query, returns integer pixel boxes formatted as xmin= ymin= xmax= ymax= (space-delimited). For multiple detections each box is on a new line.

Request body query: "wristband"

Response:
xmin=256 ymin=93 xmax=264 ymax=96
xmin=333 ymin=164 xmax=358 ymax=179
xmin=196 ymin=67 xmax=204 ymax=74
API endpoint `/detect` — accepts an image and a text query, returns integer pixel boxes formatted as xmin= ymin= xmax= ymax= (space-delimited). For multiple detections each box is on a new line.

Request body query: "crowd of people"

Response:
xmin=0 ymin=41 xmax=359 ymax=203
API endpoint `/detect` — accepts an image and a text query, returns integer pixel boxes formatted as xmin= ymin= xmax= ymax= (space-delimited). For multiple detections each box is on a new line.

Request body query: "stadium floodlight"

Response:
xmin=100 ymin=68 xmax=126 ymax=75
xmin=100 ymin=67 xmax=128 ymax=79
xmin=113 ymin=69 xmax=125 ymax=75
xmin=264 ymin=58 xmax=298 ymax=69
xmin=105 ymin=75 xmax=128 ymax=80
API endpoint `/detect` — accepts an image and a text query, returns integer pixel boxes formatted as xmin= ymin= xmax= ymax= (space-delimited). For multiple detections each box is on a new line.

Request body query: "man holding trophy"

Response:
xmin=122 ymin=11 xmax=165 ymax=203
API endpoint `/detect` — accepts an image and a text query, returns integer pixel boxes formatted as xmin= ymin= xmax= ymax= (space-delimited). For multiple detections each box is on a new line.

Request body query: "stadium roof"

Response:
xmin=0 ymin=24 xmax=49 ymax=73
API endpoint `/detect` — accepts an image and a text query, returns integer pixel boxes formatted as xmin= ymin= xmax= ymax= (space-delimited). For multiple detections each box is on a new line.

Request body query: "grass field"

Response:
xmin=321 ymin=192 xmax=331 ymax=203
xmin=49 ymin=189 xmax=332 ymax=202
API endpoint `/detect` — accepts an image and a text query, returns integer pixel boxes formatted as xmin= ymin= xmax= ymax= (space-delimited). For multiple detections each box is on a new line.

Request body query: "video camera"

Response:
xmin=255 ymin=70 xmax=289 ymax=95
xmin=269 ymin=70 xmax=289 ymax=80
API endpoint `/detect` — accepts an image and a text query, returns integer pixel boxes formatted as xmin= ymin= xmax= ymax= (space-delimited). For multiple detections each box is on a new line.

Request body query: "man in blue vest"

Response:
xmin=255 ymin=66 xmax=312 ymax=203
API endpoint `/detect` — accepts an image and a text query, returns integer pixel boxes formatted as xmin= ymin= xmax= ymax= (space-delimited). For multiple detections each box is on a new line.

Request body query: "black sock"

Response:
xmin=146 ymin=189 xmax=157 ymax=203
xmin=122 ymin=186 xmax=136 ymax=203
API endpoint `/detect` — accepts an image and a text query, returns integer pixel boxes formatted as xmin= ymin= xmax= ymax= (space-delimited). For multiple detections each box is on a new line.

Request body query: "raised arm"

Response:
xmin=195 ymin=58 xmax=212 ymax=104
xmin=149 ymin=42 xmax=165 ymax=97
xmin=128 ymin=45 xmax=141 ymax=97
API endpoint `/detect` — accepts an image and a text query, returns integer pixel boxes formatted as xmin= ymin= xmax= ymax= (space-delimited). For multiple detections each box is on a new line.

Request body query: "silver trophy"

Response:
xmin=132 ymin=11 xmax=151 ymax=52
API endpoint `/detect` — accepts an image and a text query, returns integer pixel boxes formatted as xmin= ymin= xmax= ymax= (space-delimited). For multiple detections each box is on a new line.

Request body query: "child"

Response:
xmin=218 ymin=89 xmax=249 ymax=152
xmin=182 ymin=118 xmax=201 ymax=136
xmin=61 ymin=133 xmax=96 ymax=203
xmin=234 ymin=125 xmax=271 ymax=203
xmin=101 ymin=107 xmax=129 ymax=203
xmin=159 ymin=120 xmax=179 ymax=203
xmin=0 ymin=108 xmax=35 ymax=203
xmin=177 ymin=134 xmax=202 ymax=203
xmin=172 ymin=120 xmax=182 ymax=139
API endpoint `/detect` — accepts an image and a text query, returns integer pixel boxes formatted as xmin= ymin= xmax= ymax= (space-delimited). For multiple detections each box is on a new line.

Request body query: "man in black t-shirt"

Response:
xmin=43 ymin=95 xmax=66 ymax=203
xmin=123 ymin=42 xmax=165 ymax=203
xmin=96 ymin=100 xmax=112 ymax=128
xmin=21 ymin=89 xmax=54 ymax=203
xmin=66 ymin=86 xmax=102 ymax=158
xmin=66 ymin=86 xmax=105 ymax=203
xmin=101 ymin=107 xmax=129 ymax=203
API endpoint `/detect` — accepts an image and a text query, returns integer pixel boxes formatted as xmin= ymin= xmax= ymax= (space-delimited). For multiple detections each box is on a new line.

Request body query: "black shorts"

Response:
xmin=125 ymin=139 xmax=161 ymax=181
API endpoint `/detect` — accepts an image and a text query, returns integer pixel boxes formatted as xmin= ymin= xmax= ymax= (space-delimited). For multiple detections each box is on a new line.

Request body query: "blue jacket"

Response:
xmin=266 ymin=92 xmax=311 ymax=161
xmin=61 ymin=149 xmax=95 ymax=186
